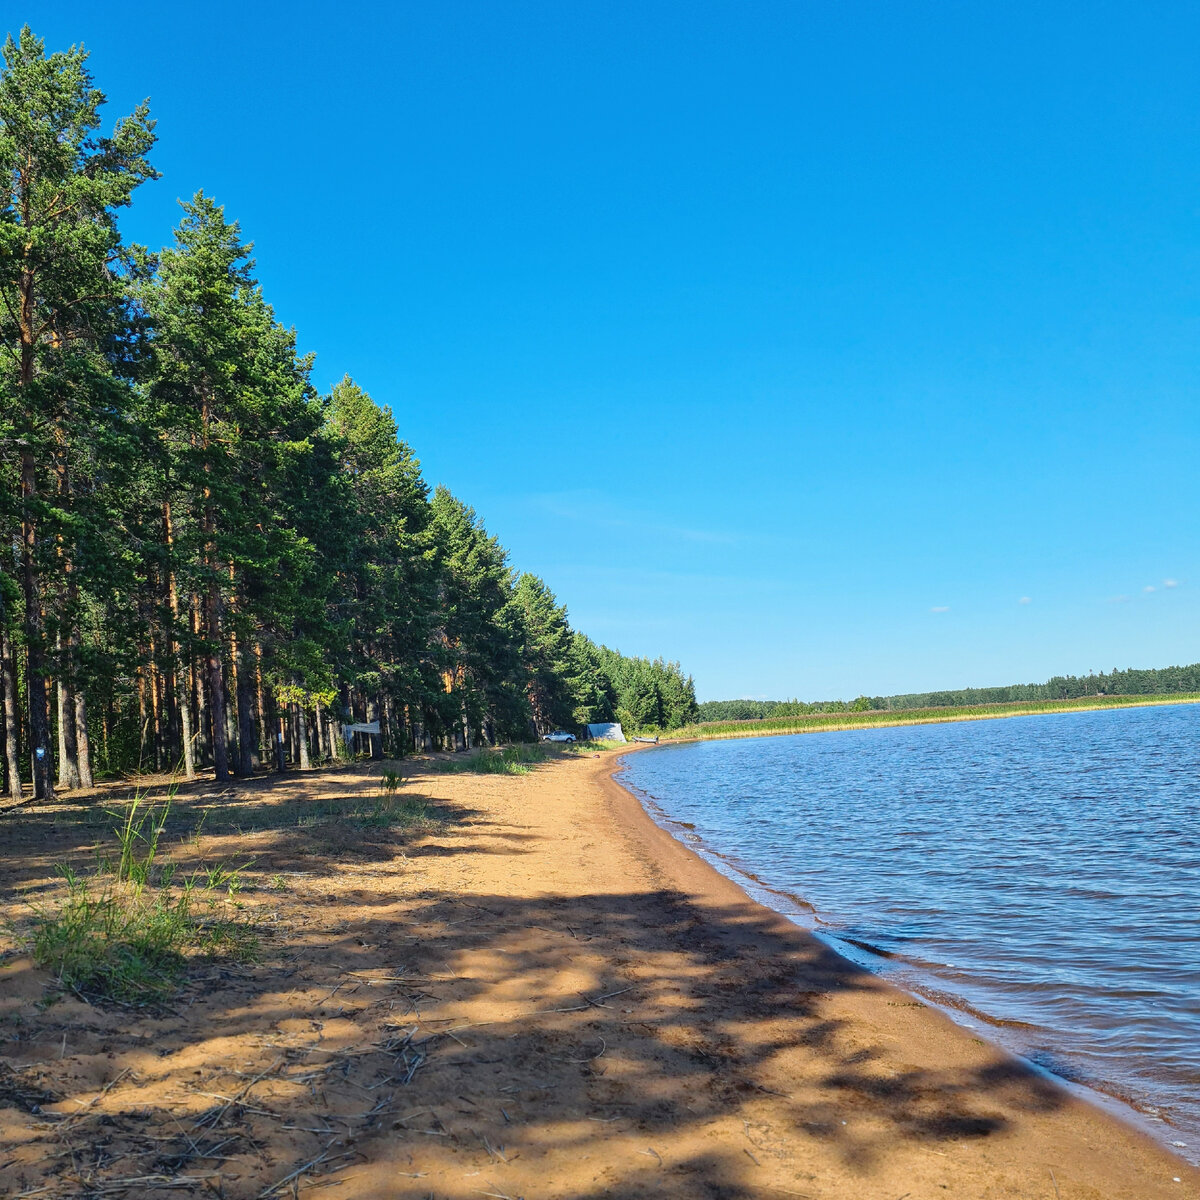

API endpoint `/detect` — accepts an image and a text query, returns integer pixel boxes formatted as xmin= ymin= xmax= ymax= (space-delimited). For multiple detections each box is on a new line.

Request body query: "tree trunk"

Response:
xmin=191 ymin=595 xmax=208 ymax=765
xmin=136 ymin=667 xmax=149 ymax=768
xmin=56 ymin=670 xmax=81 ymax=790
xmin=328 ymin=704 xmax=344 ymax=761
xmin=314 ymin=700 xmax=326 ymax=764
xmin=165 ymin=499 xmax=195 ymax=780
xmin=201 ymin=391 xmax=229 ymax=782
xmin=17 ymin=246 xmax=53 ymax=800
xmin=270 ymin=695 xmax=286 ymax=773
xmin=254 ymin=644 xmax=269 ymax=764
xmin=55 ymin=453 xmax=82 ymax=791
xmin=0 ymin=618 xmax=22 ymax=802
xmin=161 ymin=652 xmax=179 ymax=770
xmin=147 ymin=641 xmax=163 ymax=773
xmin=20 ymin=449 xmax=53 ymax=799
xmin=235 ymin=635 xmax=257 ymax=776
xmin=224 ymin=650 xmax=239 ymax=770
xmin=297 ymin=703 xmax=311 ymax=770
xmin=205 ymin=581 xmax=229 ymax=781
xmin=366 ymin=694 xmax=383 ymax=760
xmin=225 ymin=633 xmax=241 ymax=775
xmin=74 ymin=686 xmax=93 ymax=788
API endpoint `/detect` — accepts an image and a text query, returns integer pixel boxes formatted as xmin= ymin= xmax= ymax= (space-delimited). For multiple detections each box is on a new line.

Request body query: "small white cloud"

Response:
xmin=1109 ymin=595 xmax=1131 ymax=604
xmin=1018 ymin=596 xmax=1031 ymax=605
xmin=1144 ymin=585 xmax=1157 ymax=593
xmin=1164 ymin=578 xmax=1179 ymax=589
xmin=930 ymin=605 xmax=950 ymax=613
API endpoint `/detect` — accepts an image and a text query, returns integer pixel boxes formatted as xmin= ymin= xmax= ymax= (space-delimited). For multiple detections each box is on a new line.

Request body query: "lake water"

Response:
xmin=618 ymin=704 xmax=1200 ymax=1160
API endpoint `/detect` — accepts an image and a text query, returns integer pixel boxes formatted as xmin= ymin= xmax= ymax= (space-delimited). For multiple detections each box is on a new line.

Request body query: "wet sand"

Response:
xmin=0 ymin=748 xmax=1196 ymax=1198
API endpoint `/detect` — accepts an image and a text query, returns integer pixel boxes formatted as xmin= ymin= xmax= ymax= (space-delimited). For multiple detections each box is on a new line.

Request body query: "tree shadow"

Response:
xmin=0 ymin=767 xmax=1131 ymax=1200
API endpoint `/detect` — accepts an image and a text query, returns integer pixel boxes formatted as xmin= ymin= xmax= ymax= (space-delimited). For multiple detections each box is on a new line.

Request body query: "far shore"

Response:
xmin=1 ymin=749 xmax=1196 ymax=1198
xmin=665 ymin=690 xmax=1200 ymax=744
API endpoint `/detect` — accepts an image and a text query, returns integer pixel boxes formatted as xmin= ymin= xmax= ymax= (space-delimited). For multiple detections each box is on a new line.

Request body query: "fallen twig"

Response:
xmin=58 ymin=1068 xmax=134 ymax=1129
xmin=257 ymin=1138 xmax=353 ymax=1197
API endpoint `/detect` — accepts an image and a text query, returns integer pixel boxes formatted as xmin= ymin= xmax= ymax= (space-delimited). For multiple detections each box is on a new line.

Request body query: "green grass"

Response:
xmin=296 ymin=794 xmax=441 ymax=829
xmin=30 ymin=864 xmax=258 ymax=1008
xmin=664 ymin=692 xmax=1200 ymax=743
xmin=106 ymin=794 xmax=170 ymax=891
xmin=198 ymin=791 xmax=441 ymax=835
xmin=565 ymin=738 xmax=626 ymax=754
xmin=29 ymin=797 xmax=260 ymax=1007
xmin=433 ymin=744 xmax=550 ymax=774
xmin=26 ymin=776 xmax=448 ymax=1006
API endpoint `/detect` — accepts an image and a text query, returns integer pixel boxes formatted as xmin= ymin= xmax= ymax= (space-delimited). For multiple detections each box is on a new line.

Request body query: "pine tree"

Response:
xmin=514 ymin=573 xmax=577 ymax=734
xmin=0 ymin=26 xmax=155 ymax=796
xmin=322 ymin=377 xmax=437 ymax=755
xmin=430 ymin=487 xmax=527 ymax=746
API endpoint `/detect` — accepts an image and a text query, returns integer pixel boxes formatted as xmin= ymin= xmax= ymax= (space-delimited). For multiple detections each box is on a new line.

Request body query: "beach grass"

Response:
xmin=664 ymin=692 xmax=1200 ymax=743
xmin=433 ymin=744 xmax=550 ymax=774
xmin=30 ymin=796 xmax=260 ymax=1006
xmin=565 ymin=738 xmax=627 ymax=754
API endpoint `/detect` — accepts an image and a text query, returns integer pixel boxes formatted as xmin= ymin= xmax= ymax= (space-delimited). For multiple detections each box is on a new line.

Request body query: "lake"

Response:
xmin=618 ymin=703 xmax=1200 ymax=1160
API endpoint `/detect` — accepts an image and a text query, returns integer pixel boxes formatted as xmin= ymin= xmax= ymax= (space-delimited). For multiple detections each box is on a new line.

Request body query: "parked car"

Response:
xmin=541 ymin=730 xmax=576 ymax=742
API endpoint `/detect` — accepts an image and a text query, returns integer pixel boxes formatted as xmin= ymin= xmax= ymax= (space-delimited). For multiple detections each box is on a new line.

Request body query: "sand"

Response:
xmin=0 ymin=747 xmax=1196 ymax=1199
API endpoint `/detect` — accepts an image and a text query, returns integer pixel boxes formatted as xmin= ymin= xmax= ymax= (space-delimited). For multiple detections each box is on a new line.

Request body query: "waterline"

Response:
xmin=620 ymin=703 xmax=1200 ymax=1163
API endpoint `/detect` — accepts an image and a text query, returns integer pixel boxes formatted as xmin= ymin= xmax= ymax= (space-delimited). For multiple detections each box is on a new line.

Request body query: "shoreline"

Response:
xmin=1 ymin=752 xmax=1197 ymax=1197
xmin=664 ymin=692 xmax=1200 ymax=744
xmin=600 ymin=747 xmax=1199 ymax=1194
xmin=618 ymin=751 xmax=1196 ymax=1164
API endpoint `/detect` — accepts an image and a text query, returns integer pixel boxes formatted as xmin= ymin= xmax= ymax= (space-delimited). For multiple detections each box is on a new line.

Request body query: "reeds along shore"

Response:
xmin=664 ymin=691 xmax=1200 ymax=742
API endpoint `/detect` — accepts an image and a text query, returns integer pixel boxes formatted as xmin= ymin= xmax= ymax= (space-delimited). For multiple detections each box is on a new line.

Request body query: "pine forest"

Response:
xmin=0 ymin=28 xmax=698 ymax=801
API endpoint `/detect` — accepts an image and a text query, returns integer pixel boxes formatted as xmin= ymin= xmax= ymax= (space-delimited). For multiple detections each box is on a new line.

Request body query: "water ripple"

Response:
xmin=620 ymin=703 xmax=1200 ymax=1161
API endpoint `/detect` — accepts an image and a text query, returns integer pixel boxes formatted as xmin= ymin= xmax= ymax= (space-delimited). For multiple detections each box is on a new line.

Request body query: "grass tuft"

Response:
xmin=31 ymin=867 xmax=189 ymax=1005
xmin=433 ymin=745 xmax=549 ymax=775
xmin=29 ymin=800 xmax=259 ymax=1008
xmin=30 ymin=868 xmax=258 ymax=1007
xmin=565 ymin=739 xmax=626 ymax=754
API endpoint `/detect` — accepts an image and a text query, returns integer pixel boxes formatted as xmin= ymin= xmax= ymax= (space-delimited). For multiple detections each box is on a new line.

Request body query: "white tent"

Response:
xmin=586 ymin=722 xmax=626 ymax=742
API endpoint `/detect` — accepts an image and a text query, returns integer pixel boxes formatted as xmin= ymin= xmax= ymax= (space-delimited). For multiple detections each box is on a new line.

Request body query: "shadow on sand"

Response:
xmin=0 ymin=762 xmax=1069 ymax=1199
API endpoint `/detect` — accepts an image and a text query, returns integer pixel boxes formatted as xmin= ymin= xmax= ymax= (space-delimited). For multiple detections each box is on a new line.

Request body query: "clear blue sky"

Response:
xmin=29 ymin=2 xmax=1200 ymax=700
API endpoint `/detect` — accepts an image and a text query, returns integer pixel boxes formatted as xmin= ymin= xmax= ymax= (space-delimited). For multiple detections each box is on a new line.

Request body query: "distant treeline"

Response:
xmin=697 ymin=663 xmax=1200 ymax=723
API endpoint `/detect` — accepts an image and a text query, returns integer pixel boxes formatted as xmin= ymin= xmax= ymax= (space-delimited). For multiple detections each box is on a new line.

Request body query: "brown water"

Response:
xmin=619 ymin=703 xmax=1200 ymax=1161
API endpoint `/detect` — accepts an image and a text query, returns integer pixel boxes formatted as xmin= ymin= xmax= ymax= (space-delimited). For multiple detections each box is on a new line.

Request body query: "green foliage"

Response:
xmin=105 ymin=795 xmax=170 ymax=893
xmin=515 ymin=573 xmax=577 ymax=733
xmin=589 ymin=643 xmax=698 ymax=733
xmin=0 ymin=29 xmax=697 ymax=793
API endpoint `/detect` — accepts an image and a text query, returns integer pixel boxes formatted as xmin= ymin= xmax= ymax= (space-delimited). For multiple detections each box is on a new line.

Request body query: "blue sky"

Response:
xmin=28 ymin=2 xmax=1200 ymax=700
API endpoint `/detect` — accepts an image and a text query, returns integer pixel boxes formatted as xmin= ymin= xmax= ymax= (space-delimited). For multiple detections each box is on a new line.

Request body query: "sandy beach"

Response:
xmin=1 ymin=747 xmax=1196 ymax=1199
